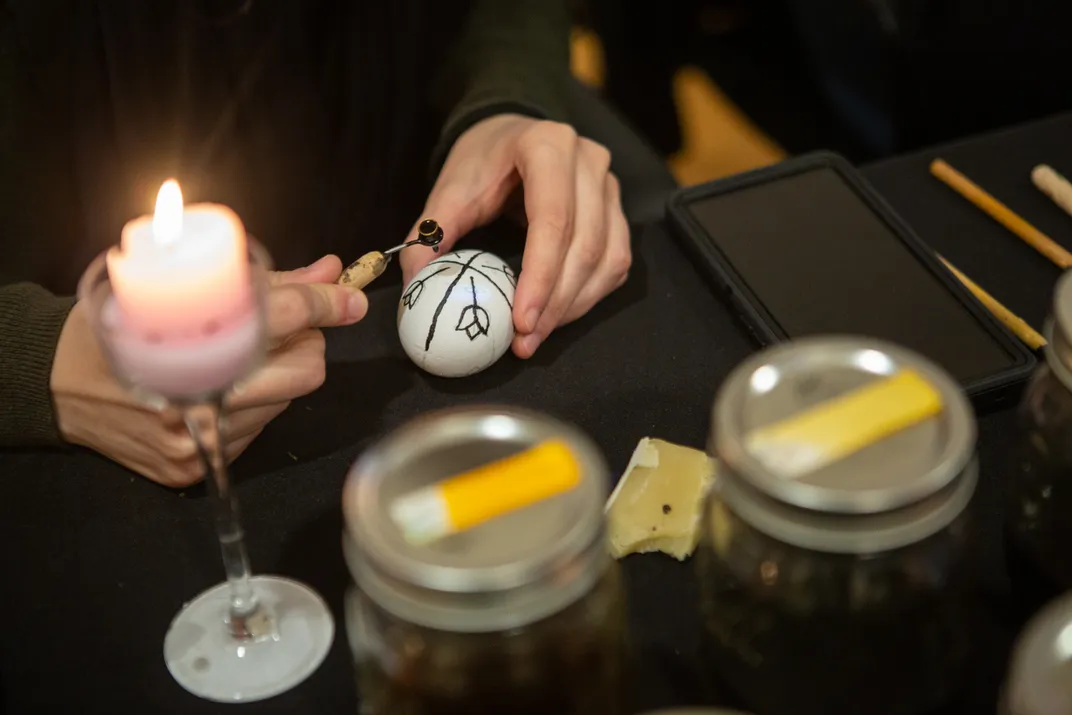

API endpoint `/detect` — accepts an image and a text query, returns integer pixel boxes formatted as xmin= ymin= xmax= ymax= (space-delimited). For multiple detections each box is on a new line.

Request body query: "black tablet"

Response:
xmin=666 ymin=151 xmax=1036 ymax=413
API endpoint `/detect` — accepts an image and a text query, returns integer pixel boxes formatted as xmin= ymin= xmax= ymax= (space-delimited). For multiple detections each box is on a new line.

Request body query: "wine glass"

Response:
xmin=77 ymin=238 xmax=334 ymax=703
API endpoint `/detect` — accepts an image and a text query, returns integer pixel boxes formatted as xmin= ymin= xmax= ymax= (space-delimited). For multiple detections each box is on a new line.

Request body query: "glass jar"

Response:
xmin=342 ymin=406 xmax=627 ymax=715
xmin=699 ymin=337 xmax=978 ymax=715
xmin=1007 ymin=270 xmax=1072 ymax=609
xmin=1000 ymin=592 xmax=1072 ymax=715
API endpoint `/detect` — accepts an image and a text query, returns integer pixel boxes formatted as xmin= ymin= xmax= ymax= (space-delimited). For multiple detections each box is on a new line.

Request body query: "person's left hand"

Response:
xmin=399 ymin=113 xmax=632 ymax=358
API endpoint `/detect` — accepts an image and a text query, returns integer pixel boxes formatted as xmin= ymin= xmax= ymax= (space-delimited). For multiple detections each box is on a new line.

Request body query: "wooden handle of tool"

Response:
xmin=337 ymin=252 xmax=389 ymax=289
xmin=930 ymin=158 xmax=1072 ymax=269
xmin=939 ymin=255 xmax=1047 ymax=351
xmin=1032 ymin=164 xmax=1072 ymax=220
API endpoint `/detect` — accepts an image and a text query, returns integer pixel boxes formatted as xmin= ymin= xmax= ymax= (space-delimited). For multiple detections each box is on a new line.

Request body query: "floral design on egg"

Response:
xmin=419 ymin=250 xmax=513 ymax=351
xmin=397 ymin=249 xmax=517 ymax=378
xmin=401 ymin=266 xmax=449 ymax=310
xmin=401 ymin=281 xmax=422 ymax=310
xmin=481 ymin=263 xmax=517 ymax=289
xmin=456 ymin=277 xmax=491 ymax=341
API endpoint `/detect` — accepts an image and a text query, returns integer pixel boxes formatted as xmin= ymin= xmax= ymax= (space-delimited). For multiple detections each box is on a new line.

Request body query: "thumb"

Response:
xmin=270 ymin=255 xmax=344 ymax=287
xmin=267 ymin=281 xmax=368 ymax=342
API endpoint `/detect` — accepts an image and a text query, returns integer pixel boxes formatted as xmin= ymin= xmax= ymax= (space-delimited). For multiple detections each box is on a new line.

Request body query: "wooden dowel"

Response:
xmin=930 ymin=158 xmax=1072 ymax=269
xmin=938 ymin=255 xmax=1047 ymax=350
xmin=337 ymin=251 xmax=389 ymax=289
xmin=1031 ymin=164 xmax=1072 ymax=219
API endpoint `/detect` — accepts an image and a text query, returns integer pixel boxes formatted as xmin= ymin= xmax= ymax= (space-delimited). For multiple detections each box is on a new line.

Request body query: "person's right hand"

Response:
xmin=51 ymin=255 xmax=367 ymax=487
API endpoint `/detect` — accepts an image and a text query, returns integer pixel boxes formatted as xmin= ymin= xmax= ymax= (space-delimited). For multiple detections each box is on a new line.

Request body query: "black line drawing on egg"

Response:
xmin=414 ymin=250 xmax=515 ymax=352
xmin=481 ymin=263 xmax=517 ymax=289
xmin=400 ymin=266 xmax=450 ymax=310
xmin=456 ymin=277 xmax=491 ymax=341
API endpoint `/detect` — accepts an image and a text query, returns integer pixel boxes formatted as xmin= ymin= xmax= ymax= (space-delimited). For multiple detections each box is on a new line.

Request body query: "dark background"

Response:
xmin=576 ymin=0 xmax=1072 ymax=163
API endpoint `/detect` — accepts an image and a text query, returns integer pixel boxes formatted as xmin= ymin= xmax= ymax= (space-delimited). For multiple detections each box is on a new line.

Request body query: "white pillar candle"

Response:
xmin=106 ymin=180 xmax=253 ymax=338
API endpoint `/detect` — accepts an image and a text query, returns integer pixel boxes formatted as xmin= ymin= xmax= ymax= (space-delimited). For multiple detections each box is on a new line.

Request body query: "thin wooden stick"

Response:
xmin=1031 ymin=164 xmax=1072 ymax=219
xmin=930 ymin=158 xmax=1072 ymax=269
xmin=938 ymin=255 xmax=1047 ymax=350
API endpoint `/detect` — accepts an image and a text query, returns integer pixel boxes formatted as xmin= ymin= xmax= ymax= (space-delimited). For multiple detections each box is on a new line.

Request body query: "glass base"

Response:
xmin=163 ymin=575 xmax=334 ymax=703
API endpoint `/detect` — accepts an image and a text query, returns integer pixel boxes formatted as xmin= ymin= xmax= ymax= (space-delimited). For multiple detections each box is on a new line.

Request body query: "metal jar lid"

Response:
xmin=1045 ymin=269 xmax=1072 ymax=385
xmin=342 ymin=405 xmax=610 ymax=633
xmin=710 ymin=336 xmax=978 ymax=554
xmin=1002 ymin=593 xmax=1072 ymax=715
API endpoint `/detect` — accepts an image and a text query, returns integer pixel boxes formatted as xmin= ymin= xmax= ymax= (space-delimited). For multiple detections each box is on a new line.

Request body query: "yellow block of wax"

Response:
xmin=745 ymin=369 xmax=943 ymax=480
xmin=390 ymin=439 xmax=581 ymax=545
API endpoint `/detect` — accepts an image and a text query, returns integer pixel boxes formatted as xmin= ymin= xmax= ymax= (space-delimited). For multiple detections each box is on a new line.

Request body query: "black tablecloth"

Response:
xmin=4 ymin=114 xmax=1072 ymax=715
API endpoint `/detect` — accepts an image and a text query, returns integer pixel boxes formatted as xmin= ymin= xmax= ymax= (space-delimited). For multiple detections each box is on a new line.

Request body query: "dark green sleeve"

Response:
xmin=0 ymin=283 xmax=75 ymax=448
xmin=430 ymin=0 xmax=572 ymax=174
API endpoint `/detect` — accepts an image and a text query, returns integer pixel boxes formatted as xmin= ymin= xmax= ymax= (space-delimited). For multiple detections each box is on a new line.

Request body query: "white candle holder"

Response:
xmin=78 ymin=238 xmax=334 ymax=703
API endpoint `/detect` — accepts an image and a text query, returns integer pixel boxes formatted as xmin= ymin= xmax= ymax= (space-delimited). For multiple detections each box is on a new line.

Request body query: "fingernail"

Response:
xmin=524 ymin=308 xmax=541 ymax=333
xmin=521 ymin=333 xmax=542 ymax=356
xmin=347 ymin=290 xmax=367 ymax=320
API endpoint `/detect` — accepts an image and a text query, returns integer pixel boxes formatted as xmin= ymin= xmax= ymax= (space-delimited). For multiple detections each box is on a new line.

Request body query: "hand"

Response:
xmin=399 ymin=114 xmax=632 ymax=358
xmin=51 ymin=255 xmax=367 ymax=487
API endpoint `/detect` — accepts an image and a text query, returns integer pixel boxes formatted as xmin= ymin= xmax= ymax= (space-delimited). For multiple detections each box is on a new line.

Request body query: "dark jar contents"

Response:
xmin=347 ymin=564 xmax=627 ymax=715
xmin=342 ymin=406 xmax=628 ymax=715
xmin=698 ymin=501 xmax=974 ymax=715
xmin=1006 ymin=361 xmax=1072 ymax=612
xmin=699 ymin=337 xmax=979 ymax=715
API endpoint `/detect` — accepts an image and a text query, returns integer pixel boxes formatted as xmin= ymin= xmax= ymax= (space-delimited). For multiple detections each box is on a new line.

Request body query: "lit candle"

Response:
xmin=106 ymin=180 xmax=252 ymax=337
xmin=102 ymin=180 xmax=263 ymax=399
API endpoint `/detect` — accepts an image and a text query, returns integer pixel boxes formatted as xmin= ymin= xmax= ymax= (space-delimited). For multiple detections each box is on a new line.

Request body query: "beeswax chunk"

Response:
xmin=605 ymin=438 xmax=716 ymax=561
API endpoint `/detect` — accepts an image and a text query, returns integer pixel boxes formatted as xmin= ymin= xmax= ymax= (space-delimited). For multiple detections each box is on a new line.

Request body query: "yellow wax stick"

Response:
xmin=746 ymin=369 xmax=943 ymax=480
xmin=390 ymin=439 xmax=581 ymax=545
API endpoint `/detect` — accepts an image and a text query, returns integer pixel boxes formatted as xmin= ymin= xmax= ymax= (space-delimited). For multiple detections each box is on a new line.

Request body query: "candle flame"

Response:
xmin=152 ymin=179 xmax=184 ymax=246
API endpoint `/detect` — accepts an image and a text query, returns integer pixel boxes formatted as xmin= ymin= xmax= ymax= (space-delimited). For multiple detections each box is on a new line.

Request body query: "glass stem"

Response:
xmin=183 ymin=396 xmax=260 ymax=636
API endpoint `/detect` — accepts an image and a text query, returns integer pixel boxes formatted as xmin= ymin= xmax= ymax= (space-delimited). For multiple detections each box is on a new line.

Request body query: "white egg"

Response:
xmin=397 ymin=249 xmax=516 ymax=377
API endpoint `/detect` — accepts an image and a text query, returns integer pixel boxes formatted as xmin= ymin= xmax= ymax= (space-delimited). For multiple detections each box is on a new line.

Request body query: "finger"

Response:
xmin=560 ymin=173 xmax=632 ymax=325
xmin=163 ymin=458 xmax=206 ymax=489
xmin=400 ymin=117 xmax=529 ymax=283
xmin=513 ymin=123 xmax=579 ymax=335
xmin=399 ymin=177 xmax=518 ymax=284
xmin=399 ymin=203 xmax=476 ymax=284
xmin=158 ymin=404 xmax=188 ymax=429
xmin=114 ymin=447 xmax=201 ymax=489
xmin=148 ymin=443 xmax=204 ymax=488
xmin=267 ymin=282 xmax=367 ymax=343
xmin=513 ymin=139 xmax=610 ymax=358
xmin=226 ymin=427 xmax=265 ymax=464
xmin=229 ymin=329 xmax=326 ymax=410
xmin=268 ymin=255 xmax=344 ymax=287
xmin=91 ymin=416 xmax=202 ymax=487
xmin=159 ymin=427 xmax=199 ymax=463
xmin=225 ymin=401 xmax=291 ymax=442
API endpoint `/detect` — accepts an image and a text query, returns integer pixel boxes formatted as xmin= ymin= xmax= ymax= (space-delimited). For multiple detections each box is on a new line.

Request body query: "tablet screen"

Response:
xmin=686 ymin=167 xmax=1018 ymax=384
